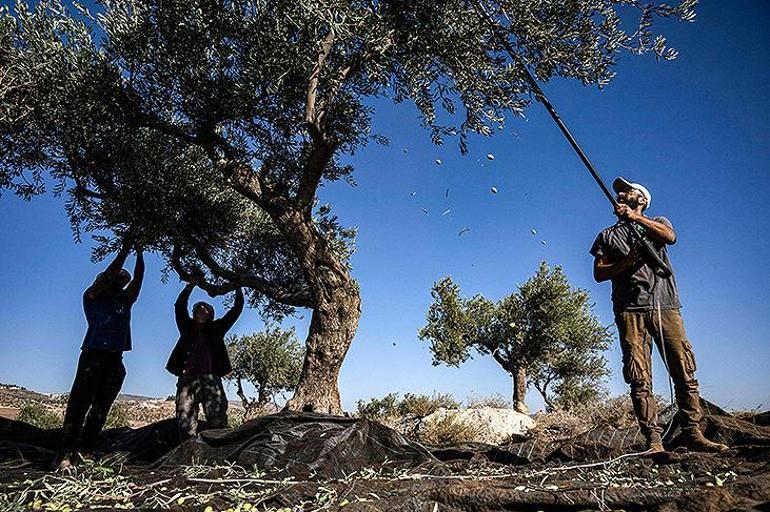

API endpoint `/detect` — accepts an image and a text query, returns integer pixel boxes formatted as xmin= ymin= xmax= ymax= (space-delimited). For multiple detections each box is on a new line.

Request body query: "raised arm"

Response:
xmin=125 ymin=250 xmax=145 ymax=305
xmin=614 ymin=205 xmax=676 ymax=245
xmin=593 ymin=252 xmax=640 ymax=283
xmin=85 ymin=244 xmax=131 ymax=300
xmin=634 ymin=216 xmax=677 ymax=245
xmin=175 ymin=282 xmax=195 ymax=331
xmin=218 ymin=287 xmax=244 ymax=332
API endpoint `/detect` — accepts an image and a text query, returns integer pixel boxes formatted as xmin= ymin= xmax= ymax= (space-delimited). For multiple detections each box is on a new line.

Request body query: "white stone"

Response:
xmin=419 ymin=407 xmax=535 ymax=445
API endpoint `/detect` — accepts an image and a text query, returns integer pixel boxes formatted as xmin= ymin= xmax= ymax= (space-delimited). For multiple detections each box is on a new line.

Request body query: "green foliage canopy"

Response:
xmin=227 ymin=326 xmax=304 ymax=408
xmin=0 ymin=0 xmax=696 ymax=409
xmin=0 ymin=0 xmax=696 ymax=307
xmin=420 ymin=262 xmax=612 ymax=410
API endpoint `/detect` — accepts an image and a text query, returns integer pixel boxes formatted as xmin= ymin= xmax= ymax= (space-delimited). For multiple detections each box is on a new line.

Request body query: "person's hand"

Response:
xmin=119 ymin=235 xmax=134 ymax=254
xmin=624 ymin=249 xmax=642 ymax=269
xmin=614 ymin=203 xmax=641 ymax=222
xmin=188 ymin=266 xmax=205 ymax=286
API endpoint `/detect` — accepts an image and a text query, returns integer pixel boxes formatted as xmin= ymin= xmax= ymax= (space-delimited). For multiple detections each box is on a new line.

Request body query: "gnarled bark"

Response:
xmin=272 ymin=209 xmax=361 ymax=415
xmin=285 ymin=281 xmax=360 ymax=414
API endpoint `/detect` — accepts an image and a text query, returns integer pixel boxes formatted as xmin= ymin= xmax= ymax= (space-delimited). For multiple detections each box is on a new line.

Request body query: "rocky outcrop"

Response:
xmin=420 ymin=407 xmax=535 ymax=445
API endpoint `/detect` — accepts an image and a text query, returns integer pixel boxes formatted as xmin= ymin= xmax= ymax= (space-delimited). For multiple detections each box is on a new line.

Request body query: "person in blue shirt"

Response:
xmin=53 ymin=240 xmax=145 ymax=470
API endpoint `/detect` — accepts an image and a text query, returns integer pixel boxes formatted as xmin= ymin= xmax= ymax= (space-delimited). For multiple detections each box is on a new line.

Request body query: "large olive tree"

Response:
xmin=0 ymin=0 xmax=695 ymax=413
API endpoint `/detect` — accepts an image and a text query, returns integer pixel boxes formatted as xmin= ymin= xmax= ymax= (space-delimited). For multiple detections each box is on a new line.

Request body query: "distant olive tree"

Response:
xmin=227 ymin=327 xmax=304 ymax=418
xmin=420 ymin=262 xmax=611 ymax=413
xmin=1 ymin=0 xmax=696 ymax=413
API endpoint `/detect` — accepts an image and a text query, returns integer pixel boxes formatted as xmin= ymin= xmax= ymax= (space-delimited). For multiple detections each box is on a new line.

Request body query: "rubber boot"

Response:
xmin=681 ymin=429 xmax=728 ymax=453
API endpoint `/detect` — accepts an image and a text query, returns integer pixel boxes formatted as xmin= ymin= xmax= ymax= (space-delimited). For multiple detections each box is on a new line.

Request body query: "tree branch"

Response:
xmin=491 ymin=349 xmax=513 ymax=373
xmin=119 ymin=84 xmax=227 ymax=163
xmin=72 ymin=178 xmax=104 ymax=200
xmin=294 ymin=30 xmax=339 ymax=209
xmin=317 ymin=46 xmax=382 ymax=126
xmin=181 ymin=241 xmax=314 ymax=308
xmin=219 ymin=158 xmax=267 ymax=205
xmin=305 ymin=29 xmax=336 ymax=139
xmin=295 ymin=140 xmax=334 ymax=208
xmin=171 ymin=247 xmax=239 ymax=297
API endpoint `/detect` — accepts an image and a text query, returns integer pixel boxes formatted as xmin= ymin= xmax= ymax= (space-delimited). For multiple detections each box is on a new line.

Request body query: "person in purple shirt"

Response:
xmin=166 ymin=282 xmax=244 ymax=439
xmin=53 ymin=240 xmax=144 ymax=469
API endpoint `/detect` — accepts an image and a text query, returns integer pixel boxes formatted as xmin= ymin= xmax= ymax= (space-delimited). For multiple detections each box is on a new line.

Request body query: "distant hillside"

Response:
xmin=116 ymin=392 xmax=163 ymax=403
xmin=0 ymin=384 xmax=59 ymax=409
xmin=0 ymin=383 xmax=243 ymax=427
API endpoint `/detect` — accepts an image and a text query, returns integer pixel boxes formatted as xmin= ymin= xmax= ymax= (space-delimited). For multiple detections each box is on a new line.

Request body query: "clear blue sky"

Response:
xmin=1 ymin=2 xmax=768 ymax=412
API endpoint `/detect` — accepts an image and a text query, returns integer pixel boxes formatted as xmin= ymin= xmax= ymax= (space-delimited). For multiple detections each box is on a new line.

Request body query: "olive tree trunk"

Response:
xmin=278 ymin=210 xmax=361 ymax=415
xmin=512 ymin=365 xmax=529 ymax=414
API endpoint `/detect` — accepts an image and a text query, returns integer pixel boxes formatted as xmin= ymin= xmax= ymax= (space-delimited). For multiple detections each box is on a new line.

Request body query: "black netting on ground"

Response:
xmin=2 ymin=404 xmax=770 ymax=476
xmin=157 ymin=411 xmax=435 ymax=479
xmin=3 ymin=406 xmax=770 ymax=511
xmin=0 ymin=417 xmax=187 ymax=466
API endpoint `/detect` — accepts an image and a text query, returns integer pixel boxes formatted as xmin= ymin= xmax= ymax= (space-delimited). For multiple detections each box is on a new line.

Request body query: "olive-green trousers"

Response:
xmin=615 ymin=308 xmax=701 ymax=444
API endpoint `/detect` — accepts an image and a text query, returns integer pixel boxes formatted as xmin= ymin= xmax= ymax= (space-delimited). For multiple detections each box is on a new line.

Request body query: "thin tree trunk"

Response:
xmin=235 ymin=376 xmax=256 ymax=420
xmin=512 ymin=366 xmax=529 ymax=414
xmin=257 ymin=386 xmax=270 ymax=408
xmin=533 ymin=381 xmax=556 ymax=412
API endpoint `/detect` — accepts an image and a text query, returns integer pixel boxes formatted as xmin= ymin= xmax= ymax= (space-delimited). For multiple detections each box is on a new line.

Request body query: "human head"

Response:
xmin=96 ymin=269 xmax=131 ymax=295
xmin=192 ymin=301 xmax=215 ymax=324
xmin=613 ymin=177 xmax=651 ymax=211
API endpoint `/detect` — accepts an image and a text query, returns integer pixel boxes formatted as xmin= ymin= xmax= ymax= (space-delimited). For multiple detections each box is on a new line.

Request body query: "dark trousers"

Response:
xmin=60 ymin=349 xmax=126 ymax=452
xmin=615 ymin=309 xmax=701 ymax=444
xmin=175 ymin=374 xmax=229 ymax=439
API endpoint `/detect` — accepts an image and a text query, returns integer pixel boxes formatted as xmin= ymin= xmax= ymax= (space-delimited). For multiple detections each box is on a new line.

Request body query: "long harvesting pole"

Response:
xmin=472 ymin=0 xmax=672 ymax=278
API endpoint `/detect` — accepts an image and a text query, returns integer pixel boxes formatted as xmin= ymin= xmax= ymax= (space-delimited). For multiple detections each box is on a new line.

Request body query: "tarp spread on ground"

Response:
xmin=157 ymin=412 xmax=435 ymax=478
xmin=2 ymin=408 xmax=770 ymax=511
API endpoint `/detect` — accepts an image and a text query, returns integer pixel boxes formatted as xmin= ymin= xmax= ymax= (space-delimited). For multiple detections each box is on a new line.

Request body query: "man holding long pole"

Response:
xmin=591 ymin=177 xmax=728 ymax=454
xmin=469 ymin=1 xmax=729 ymax=454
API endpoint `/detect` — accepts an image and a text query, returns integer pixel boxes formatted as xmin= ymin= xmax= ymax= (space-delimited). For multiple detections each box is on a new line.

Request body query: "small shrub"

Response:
xmin=165 ymin=395 xmax=175 ymax=402
xmin=227 ymin=411 xmax=245 ymax=429
xmin=356 ymin=393 xmax=400 ymax=419
xmin=398 ymin=392 xmax=459 ymax=417
xmin=420 ymin=415 xmax=479 ymax=445
xmin=357 ymin=392 xmax=461 ymax=420
xmin=105 ymin=403 xmax=131 ymax=429
xmin=466 ymin=392 xmax=511 ymax=409
xmin=17 ymin=403 xmax=62 ymax=429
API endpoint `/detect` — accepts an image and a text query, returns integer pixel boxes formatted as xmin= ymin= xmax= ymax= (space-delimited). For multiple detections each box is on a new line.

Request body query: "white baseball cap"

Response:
xmin=613 ymin=177 xmax=651 ymax=210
